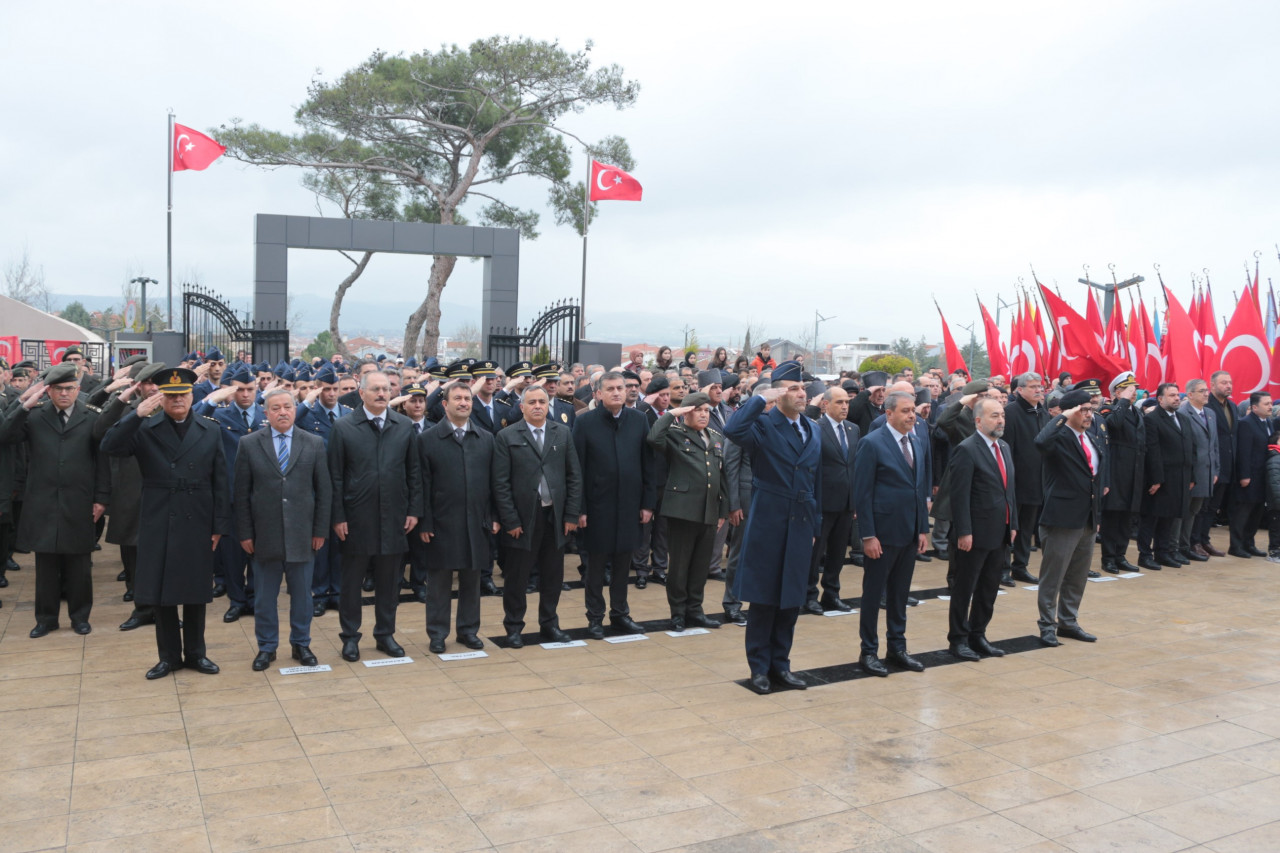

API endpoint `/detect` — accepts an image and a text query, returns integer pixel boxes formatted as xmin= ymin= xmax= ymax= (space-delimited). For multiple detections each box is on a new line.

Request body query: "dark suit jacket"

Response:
xmin=853 ymin=423 xmax=930 ymax=547
xmin=470 ymin=394 xmax=522 ymax=434
xmin=493 ymin=420 xmax=582 ymax=551
xmin=948 ymin=432 xmax=1018 ymax=549
xmin=816 ymin=415 xmax=859 ymax=514
xmin=328 ymin=407 xmax=424 ymax=555
xmin=1034 ymin=416 xmax=1103 ymax=529
xmin=234 ymin=428 xmax=332 ymax=562
xmin=294 ymin=401 xmax=351 ymax=447
xmin=419 ymin=420 xmax=497 ymax=571
xmin=1206 ymin=394 xmax=1236 ymax=482
xmin=1235 ymin=412 xmax=1272 ymax=503
xmin=572 ymin=405 xmax=656 ymax=553
xmin=203 ymin=402 xmax=266 ymax=497
xmin=1003 ymin=395 xmax=1049 ymax=506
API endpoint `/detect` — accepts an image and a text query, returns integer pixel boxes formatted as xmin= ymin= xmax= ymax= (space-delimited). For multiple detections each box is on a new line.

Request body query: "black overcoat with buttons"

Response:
xmin=99 ymin=410 xmax=231 ymax=606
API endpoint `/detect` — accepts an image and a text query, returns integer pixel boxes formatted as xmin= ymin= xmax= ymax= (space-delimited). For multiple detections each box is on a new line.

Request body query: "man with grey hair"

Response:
xmin=1002 ymin=372 xmax=1048 ymax=584
xmin=1177 ymin=378 xmax=1218 ymax=561
xmin=805 ymin=385 xmax=859 ymax=614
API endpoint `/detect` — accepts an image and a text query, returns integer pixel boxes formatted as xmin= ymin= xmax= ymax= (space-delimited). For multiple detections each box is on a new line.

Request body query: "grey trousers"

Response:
xmin=1037 ymin=524 xmax=1094 ymax=632
xmin=931 ymin=518 xmax=950 ymax=553
xmin=723 ymin=511 xmax=748 ymax=611
xmin=708 ymin=517 xmax=732 ymax=572
xmin=1175 ymin=496 xmax=1206 ymax=553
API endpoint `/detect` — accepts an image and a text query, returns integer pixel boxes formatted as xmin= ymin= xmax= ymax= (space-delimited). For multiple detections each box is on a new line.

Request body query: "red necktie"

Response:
xmin=993 ymin=441 xmax=1008 ymax=523
xmin=1079 ymin=433 xmax=1092 ymax=474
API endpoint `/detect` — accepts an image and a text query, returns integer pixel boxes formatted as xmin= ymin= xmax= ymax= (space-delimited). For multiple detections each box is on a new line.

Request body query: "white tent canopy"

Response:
xmin=0 ymin=293 xmax=104 ymax=343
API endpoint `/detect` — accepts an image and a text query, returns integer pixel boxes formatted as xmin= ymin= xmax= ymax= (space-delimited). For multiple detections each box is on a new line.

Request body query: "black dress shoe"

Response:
xmin=651 ymin=570 xmax=667 ymax=585
xmin=708 ymin=569 xmax=727 ymax=582
xmin=252 ymin=651 xmax=276 ymax=671
xmin=1000 ymin=572 xmax=1016 ymax=587
xmin=1138 ymin=556 xmax=1162 ymax=571
xmin=1039 ymin=629 xmax=1061 ymax=647
xmin=916 ymin=553 xmax=932 ymax=562
xmin=5 ymin=558 xmax=18 ymax=571
xmin=524 ymin=581 xmax=537 ymax=594
xmin=669 ymin=616 xmax=686 ymax=632
xmin=561 ymin=582 xmax=572 ymax=591
xmin=29 ymin=624 xmax=53 ymax=639
xmin=770 ymin=669 xmax=807 ymax=690
xmin=1102 ymin=561 xmax=1120 ymax=574
xmin=376 ymin=637 xmax=407 ymax=657
xmin=888 ymin=649 xmax=925 ymax=672
xmin=119 ymin=614 xmax=149 ymax=631
xmin=748 ymin=673 xmax=772 ymax=694
xmin=122 ymin=590 xmax=135 ymax=602
xmin=860 ymin=654 xmax=889 ymax=677
xmin=949 ymin=642 xmax=980 ymax=661
xmin=1182 ymin=549 xmax=1208 ymax=562
xmin=362 ymin=576 xmax=375 ymax=592
xmin=687 ymin=614 xmax=721 ymax=629
xmin=212 ymin=583 xmax=227 ymax=598
xmin=849 ymin=553 xmax=865 ymax=566
xmin=223 ymin=604 xmax=245 ymax=623
xmin=820 ymin=597 xmax=853 ymax=612
xmin=185 ymin=657 xmax=220 ymax=675
xmin=635 ymin=574 xmax=647 ymax=589
xmin=1248 ymin=545 xmax=1268 ymax=557
xmin=612 ymin=615 xmax=645 ymax=634
xmin=1087 ymin=570 xmax=1101 ymax=578
xmin=907 ymin=596 xmax=919 ymax=607
xmin=505 ymin=631 xmax=524 ymax=649
xmin=116 ymin=569 xmax=127 ymax=582
xmin=457 ymin=634 xmax=485 ymax=651
xmin=1011 ymin=568 xmax=1039 ymax=583
xmin=145 ymin=661 xmax=179 ymax=680
xmin=1157 ymin=556 xmax=1182 ymax=568
xmin=540 ymin=627 xmax=572 ymax=643
xmin=414 ymin=587 xmax=429 ymax=604
xmin=72 ymin=622 xmax=91 ymax=635
xmin=428 ymin=638 xmax=446 ymax=654
xmin=972 ymin=636 xmax=1006 ymax=657
xmin=1228 ymin=547 xmax=1253 ymax=558
xmin=342 ymin=639 xmax=360 ymax=661
xmin=1116 ymin=558 xmax=1140 ymax=572
xmin=1058 ymin=625 xmax=1097 ymax=642
xmin=724 ymin=609 xmax=748 ymax=626
xmin=292 ymin=645 xmax=318 ymax=666
xmin=586 ymin=620 xmax=605 ymax=640
xmin=801 ymin=600 xmax=825 ymax=616
xmin=481 ymin=578 xmax=499 ymax=596
xmin=934 ymin=549 xmax=948 ymax=562
xmin=313 ymin=601 xmax=327 ymax=618
xmin=0 ymin=573 xmax=7 ymax=588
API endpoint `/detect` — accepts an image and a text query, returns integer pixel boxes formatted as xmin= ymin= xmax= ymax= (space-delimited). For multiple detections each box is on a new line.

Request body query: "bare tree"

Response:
xmin=741 ymin=320 xmax=768 ymax=359
xmin=4 ymin=243 xmax=53 ymax=312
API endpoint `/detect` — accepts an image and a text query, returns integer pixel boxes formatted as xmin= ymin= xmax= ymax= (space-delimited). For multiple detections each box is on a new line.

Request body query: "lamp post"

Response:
xmin=814 ymin=310 xmax=835 ymax=372
xmin=130 ymin=276 xmax=158 ymax=332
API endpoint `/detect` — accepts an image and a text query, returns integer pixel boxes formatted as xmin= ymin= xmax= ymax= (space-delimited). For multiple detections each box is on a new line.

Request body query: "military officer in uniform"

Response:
xmin=0 ymin=362 xmax=108 ymax=637
xmin=100 ymin=368 xmax=230 ymax=678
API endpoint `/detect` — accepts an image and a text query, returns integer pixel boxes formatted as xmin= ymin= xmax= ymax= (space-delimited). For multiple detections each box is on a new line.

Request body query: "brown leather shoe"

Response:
xmin=1202 ymin=544 xmax=1226 ymax=557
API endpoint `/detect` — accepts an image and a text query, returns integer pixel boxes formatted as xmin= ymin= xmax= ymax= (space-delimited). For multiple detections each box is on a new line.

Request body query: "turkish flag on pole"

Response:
xmin=589 ymin=160 xmax=642 ymax=201
xmin=1140 ymin=302 xmax=1163 ymax=388
xmin=0 ymin=336 xmax=17 ymax=366
xmin=1199 ymin=285 xmax=1221 ymax=376
xmin=1038 ymin=285 xmax=1124 ymax=382
xmin=173 ymin=123 xmax=226 ymax=172
xmin=1217 ymin=285 xmax=1271 ymax=402
xmin=937 ymin=308 xmax=968 ymax=376
xmin=1162 ymin=287 xmax=1207 ymax=390
xmin=979 ymin=301 xmax=1008 ymax=377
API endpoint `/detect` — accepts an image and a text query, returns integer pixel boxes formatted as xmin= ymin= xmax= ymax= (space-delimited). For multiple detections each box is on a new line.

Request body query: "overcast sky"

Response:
xmin=4 ymin=1 xmax=1279 ymax=349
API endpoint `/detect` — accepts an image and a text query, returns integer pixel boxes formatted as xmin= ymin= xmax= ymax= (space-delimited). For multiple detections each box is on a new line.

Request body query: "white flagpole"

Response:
xmin=579 ymin=153 xmax=590 ymax=338
xmin=167 ymin=111 xmax=174 ymax=329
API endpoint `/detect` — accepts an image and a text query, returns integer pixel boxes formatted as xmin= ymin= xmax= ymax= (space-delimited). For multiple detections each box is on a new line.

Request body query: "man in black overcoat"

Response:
xmin=419 ymin=381 xmax=498 ymax=654
xmin=1002 ymin=373 xmax=1049 ymax=583
xmin=573 ymin=371 xmax=655 ymax=639
xmin=329 ymin=371 xmax=423 ymax=662
xmin=805 ymin=386 xmax=859 ymax=614
xmin=100 ymin=368 xmax=230 ymax=679
xmin=1137 ymin=382 xmax=1196 ymax=569
xmin=0 ymin=363 xmax=108 ymax=638
xmin=1099 ymin=373 xmax=1145 ymax=573
xmin=492 ymin=385 xmax=582 ymax=647
xmin=1229 ymin=391 xmax=1271 ymax=558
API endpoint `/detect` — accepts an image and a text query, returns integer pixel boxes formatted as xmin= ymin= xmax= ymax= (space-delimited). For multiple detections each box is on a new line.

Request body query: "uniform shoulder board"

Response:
xmin=33 ymin=399 xmax=47 ymax=407
xmin=86 ymin=404 xmax=101 ymax=413
xmin=203 ymin=415 xmax=219 ymax=423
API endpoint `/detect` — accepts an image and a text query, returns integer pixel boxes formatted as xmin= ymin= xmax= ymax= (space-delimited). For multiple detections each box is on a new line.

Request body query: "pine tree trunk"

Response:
xmin=329 ymin=252 xmax=374 ymax=360
xmin=403 ymin=254 xmax=457 ymax=360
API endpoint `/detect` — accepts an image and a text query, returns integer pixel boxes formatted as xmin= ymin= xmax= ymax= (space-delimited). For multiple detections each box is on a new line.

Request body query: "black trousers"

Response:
xmin=947 ymin=538 xmax=1006 ymax=645
xmin=665 ymin=517 xmax=717 ymax=619
xmin=585 ymin=550 xmax=632 ymax=621
xmin=120 ymin=545 xmax=153 ymax=619
xmin=339 ymin=552 xmax=400 ymax=642
xmin=1229 ymin=499 xmax=1265 ymax=552
xmin=501 ymin=506 xmax=563 ymax=633
xmin=1137 ymin=514 xmax=1179 ymax=560
xmin=807 ymin=511 xmax=853 ymax=605
xmin=1193 ymin=479 xmax=1228 ymax=546
xmin=404 ymin=533 xmax=429 ymax=591
xmin=33 ymin=552 xmax=92 ymax=627
xmin=860 ymin=543 xmax=916 ymax=656
xmin=154 ymin=603 xmax=206 ymax=665
xmin=632 ymin=516 xmax=669 ymax=576
xmin=744 ymin=603 xmax=798 ymax=677
xmin=426 ymin=560 xmax=481 ymax=642
xmin=216 ymin=536 xmax=254 ymax=608
xmin=1010 ymin=503 xmax=1041 ymax=571
xmin=1099 ymin=510 xmax=1133 ymax=564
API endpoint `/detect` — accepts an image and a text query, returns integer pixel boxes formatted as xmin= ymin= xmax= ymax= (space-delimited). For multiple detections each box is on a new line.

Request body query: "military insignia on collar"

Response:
xmin=501 ymin=419 xmax=508 ymax=427
xmin=561 ymin=413 xmax=568 ymax=422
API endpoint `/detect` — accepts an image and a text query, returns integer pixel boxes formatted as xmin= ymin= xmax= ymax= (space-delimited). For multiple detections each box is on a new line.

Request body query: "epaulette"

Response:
xmin=203 ymin=416 xmax=219 ymax=423
xmin=86 ymin=404 xmax=101 ymax=413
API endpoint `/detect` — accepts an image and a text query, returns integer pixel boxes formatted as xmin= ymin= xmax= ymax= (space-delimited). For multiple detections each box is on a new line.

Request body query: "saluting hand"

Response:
xmin=135 ymin=391 xmax=166 ymax=417
xmin=758 ymin=387 xmax=787 ymax=403
xmin=304 ymin=386 xmax=323 ymax=405
xmin=20 ymin=381 xmax=47 ymax=410
xmin=669 ymin=406 xmax=694 ymax=417
xmin=389 ymin=395 xmax=410 ymax=409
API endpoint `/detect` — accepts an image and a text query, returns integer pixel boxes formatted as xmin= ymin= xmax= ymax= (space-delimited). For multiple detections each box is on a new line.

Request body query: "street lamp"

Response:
xmin=130 ymin=276 xmax=158 ymax=332
xmin=814 ymin=310 xmax=836 ymax=372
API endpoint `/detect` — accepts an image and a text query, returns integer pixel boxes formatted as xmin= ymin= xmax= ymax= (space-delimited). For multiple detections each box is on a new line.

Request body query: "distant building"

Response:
xmin=831 ymin=339 xmax=892 ymax=372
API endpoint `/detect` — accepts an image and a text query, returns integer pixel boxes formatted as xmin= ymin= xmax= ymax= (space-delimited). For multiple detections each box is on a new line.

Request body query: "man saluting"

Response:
xmin=100 ymin=367 xmax=230 ymax=679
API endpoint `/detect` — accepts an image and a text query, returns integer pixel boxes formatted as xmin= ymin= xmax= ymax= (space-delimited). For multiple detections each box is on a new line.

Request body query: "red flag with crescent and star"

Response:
xmin=1217 ymin=284 xmax=1270 ymax=402
xmin=172 ymin=123 xmax=226 ymax=172
xmin=589 ymin=160 xmax=642 ymax=201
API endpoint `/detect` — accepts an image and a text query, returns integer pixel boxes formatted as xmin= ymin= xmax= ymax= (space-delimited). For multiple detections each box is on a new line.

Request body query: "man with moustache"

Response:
xmin=1137 ymin=383 xmax=1196 ymax=570
xmin=1099 ymin=372 xmax=1145 ymax=573
xmin=945 ymin=396 xmax=1017 ymax=660
xmin=1002 ymin=372 xmax=1048 ymax=584
xmin=804 ymin=386 xmax=859 ymax=615
xmin=295 ymin=364 xmax=353 ymax=616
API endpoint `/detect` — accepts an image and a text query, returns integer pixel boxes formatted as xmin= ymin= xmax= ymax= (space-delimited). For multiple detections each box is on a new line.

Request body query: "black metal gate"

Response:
xmin=19 ymin=340 xmax=108 ymax=371
xmin=183 ymin=285 xmax=289 ymax=363
xmin=488 ymin=300 xmax=580 ymax=368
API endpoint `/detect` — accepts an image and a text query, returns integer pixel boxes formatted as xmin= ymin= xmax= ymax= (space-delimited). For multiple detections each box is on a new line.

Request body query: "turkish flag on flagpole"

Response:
xmin=936 ymin=308 xmax=969 ymax=376
xmin=173 ymin=123 xmax=226 ymax=172
xmin=1217 ymin=283 xmax=1271 ymax=402
xmin=979 ymin=301 xmax=1008 ymax=377
xmin=589 ymin=160 xmax=642 ymax=201
xmin=1162 ymin=287 xmax=1206 ymax=390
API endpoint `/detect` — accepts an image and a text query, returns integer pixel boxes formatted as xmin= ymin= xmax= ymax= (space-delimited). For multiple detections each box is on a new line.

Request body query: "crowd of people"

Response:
xmin=0 ymin=338 xmax=1265 ymax=692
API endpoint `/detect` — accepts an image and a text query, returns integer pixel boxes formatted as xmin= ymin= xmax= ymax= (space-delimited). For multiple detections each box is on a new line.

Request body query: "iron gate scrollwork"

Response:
xmin=183 ymin=284 xmax=288 ymax=362
xmin=488 ymin=300 xmax=580 ymax=368
xmin=19 ymin=340 xmax=108 ymax=371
